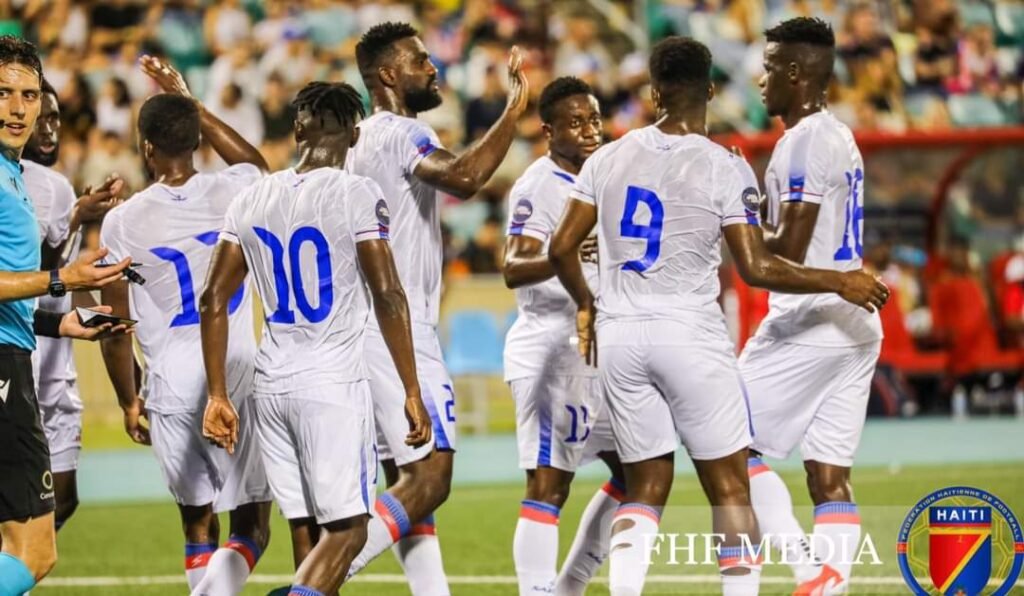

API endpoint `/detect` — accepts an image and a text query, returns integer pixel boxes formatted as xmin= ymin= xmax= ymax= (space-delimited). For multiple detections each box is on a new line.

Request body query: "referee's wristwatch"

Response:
xmin=47 ymin=269 xmax=66 ymax=298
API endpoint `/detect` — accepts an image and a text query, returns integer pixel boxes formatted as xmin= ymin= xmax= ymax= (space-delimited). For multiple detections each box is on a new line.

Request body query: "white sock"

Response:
xmin=184 ymin=543 xmax=215 ymax=590
xmin=718 ymin=544 xmax=763 ymax=596
xmin=608 ymin=503 xmax=661 ymax=596
xmin=812 ymin=502 xmax=861 ymax=584
xmin=555 ymin=478 xmax=625 ymax=596
xmin=392 ymin=515 xmax=450 ymax=596
xmin=513 ymin=500 xmax=561 ymax=595
xmin=747 ymin=458 xmax=821 ymax=582
xmin=348 ymin=493 xmax=410 ymax=578
xmin=191 ymin=535 xmax=261 ymax=596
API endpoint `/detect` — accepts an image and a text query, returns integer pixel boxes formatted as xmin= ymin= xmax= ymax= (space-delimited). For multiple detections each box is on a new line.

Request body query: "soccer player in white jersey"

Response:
xmin=501 ymin=76 xmax=623 ymax=596
xmin=738 ymin=18 xmax=886 ymax=594
xmin=549 ymin=37 xmax=889 ymax=596
xmin=98 ymin=58 xmax=272 ymax=596
xmin=22 ymin=78 xmax=122 ymax=532
xmin=345 ymin=22 xmax=528 ymax=592
xmin=200 ymin=81 xmax=431 ymax=596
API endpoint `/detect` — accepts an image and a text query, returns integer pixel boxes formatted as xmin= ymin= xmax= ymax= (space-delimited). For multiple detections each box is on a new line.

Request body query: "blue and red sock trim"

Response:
xmin=288 ymin=585 xmax=324 ymax=596
xmin=520 ymin=500 xmax=560 ymax=525
xmin=374 ymin=492 xmax=412 ymax=541
xmin=602 ymin=477 xmax=627 ymax=502
xmin=614 ymin=502 xmax=662 ymax=524
xmin=184 ymin=542 xmax=216 ymax=570
xmin=747 ymin=456 xmax=770 ymax=478
xmin=408 ymin=513 xmax=437 ymax=536
xmin=814 ymin=501 xmax=860 ymax=525
xmin=224 ymin=534 xmax=262 ymax=571
xmin=718 ymin=544 xmax=764 ymax=569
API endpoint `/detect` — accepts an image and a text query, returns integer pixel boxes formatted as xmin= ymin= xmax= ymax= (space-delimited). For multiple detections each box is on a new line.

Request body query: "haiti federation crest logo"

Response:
xmin=898 ymin=486 xmax=1023 ymax=595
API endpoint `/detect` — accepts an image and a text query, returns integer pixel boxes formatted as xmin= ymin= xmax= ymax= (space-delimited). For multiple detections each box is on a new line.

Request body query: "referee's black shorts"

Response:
xmin=0 ymin=344 xmax=55 ymax=522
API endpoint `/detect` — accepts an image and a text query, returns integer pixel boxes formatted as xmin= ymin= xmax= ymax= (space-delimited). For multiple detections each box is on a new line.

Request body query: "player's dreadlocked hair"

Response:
xmin=765 ymin=17 xmax=835 ymax=48
xmin=538 ymin=77 xmax=594 ymax=124
xmin=356 ymin=22 xmax=418 ymax=75
xmin=0 ymin=35 xmax=42 ymax=81
xmin=292 ymin=81 xmax=365 ymax=130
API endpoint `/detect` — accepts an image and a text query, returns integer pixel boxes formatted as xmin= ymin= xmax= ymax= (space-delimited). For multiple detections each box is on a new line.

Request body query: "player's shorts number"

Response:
xmin=151 ymin=231 xmax=244 ymax=328
xmin=834 ymin=167 xmax=864 ymax=261
xmin=564 ymin=404 xmax=591 ymax=443
xmin=253 ymin=226 xmax=334 ymax=324
xmin=620 ymin=185 xmax=664 ymax=273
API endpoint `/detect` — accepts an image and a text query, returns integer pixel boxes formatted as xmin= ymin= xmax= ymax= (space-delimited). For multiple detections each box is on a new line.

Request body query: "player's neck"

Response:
xmin=548 ymin=149 xmax=582 ymax=175
xmin=295 ymin=145 xmax=347 ymax=173
xmin=373 ymin=92 xmax=415 ymax=118
xmin=655 ymin=109 xmax=708 ymax=137
xmin=153 ymin=160 xmax=197 ymax=187
xmin=782 ymin=98 xmax=827 ymax=129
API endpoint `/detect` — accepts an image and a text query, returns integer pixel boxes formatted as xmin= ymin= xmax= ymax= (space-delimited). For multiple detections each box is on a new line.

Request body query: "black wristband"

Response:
xmin=33 ymin=309 xmax=64 ymax=338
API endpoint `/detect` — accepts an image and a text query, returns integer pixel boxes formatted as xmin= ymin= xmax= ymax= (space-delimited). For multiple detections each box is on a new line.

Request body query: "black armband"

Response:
xmin=33 ymin=309 xmax=64 ymax=338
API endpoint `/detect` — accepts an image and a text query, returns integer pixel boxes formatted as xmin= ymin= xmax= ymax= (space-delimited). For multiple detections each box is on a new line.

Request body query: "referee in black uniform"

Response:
xmin=0 ymin=35 xmax=130 ymax=595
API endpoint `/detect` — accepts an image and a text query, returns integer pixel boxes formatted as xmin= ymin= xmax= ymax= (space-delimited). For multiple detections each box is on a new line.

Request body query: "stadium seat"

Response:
xmin=878 ymin=287 xmax=950 ymax=375
xmin=444 ymin=310 xmax=504 ymax=436
xmin=948 ymin=94 xmax=1008 ymax=127
xmin=928 ymin=275 xmax=1023 ymax=378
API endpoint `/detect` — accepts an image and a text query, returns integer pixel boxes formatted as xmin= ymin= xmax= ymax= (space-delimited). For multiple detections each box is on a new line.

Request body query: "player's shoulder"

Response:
xmin=21 ymin=160 xmax=73 ymax=193
xmin=360 ymin=110 xmax=435 ymax=139
xmin=788 ymin=111 xmax=849 ymax=151
xmin=216 ymin=162 xmax=264 ymax=186
xmin=513 ymin=156 xmax=572 ymax=196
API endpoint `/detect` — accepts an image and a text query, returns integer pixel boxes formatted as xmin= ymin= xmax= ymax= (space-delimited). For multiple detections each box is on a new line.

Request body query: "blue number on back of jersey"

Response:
xmin=619 ymin=185 xmax=664 ymax=272
xmin=834 ymin=167 xmax=864 ymax=261
xmin=151 ymin=231 xmax=244 ymax=328
xmin=254 ymin=226 xmax=334 ymax=324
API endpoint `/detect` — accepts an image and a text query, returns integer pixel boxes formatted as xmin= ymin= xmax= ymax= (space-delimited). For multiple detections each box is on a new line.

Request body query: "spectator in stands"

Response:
xmin=553 ymin=9 xmax=615 ymax=97
xmin=466 ymin=64 xmax=511 ymax=143
xmin=950 ymin=22 xmax=1001 ymax=96
xmin=839 ymin=2 xmax=905 ymax=128
xmin=207 ymin=82 xmax=264 ymax=148
xmin=258 ymin=22 xmax=316 ymax=91
xmin=912 ymin=0 xmax=960 ymax=96
xmin=95 ymin=77 xmax=134 ymax=139
xmin=259 ymin=72 xmax=296 ymax=171
xmin=203 ymin=0 xmax=250 ymax=57
xmin=78 ymin=130 xmax=145 ymax=193
xmin=58 ymin=73 xmax=96 ymax=143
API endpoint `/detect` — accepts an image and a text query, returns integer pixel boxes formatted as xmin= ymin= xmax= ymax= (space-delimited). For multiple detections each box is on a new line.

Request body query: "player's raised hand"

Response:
xmin=576 ymin=303 xmax=597 ymax=366
xmin=60 ymin=247 xmax=132 ymax=290
xmin=579 ymin=236 xmax=599 ymax=264
xmin=140 ymin=55 xmax=192 ymax=98
xmin=404 ymin=393 xmax=432 ymax=447
xmin=122 ymin=396 xmax=151 ymax=446
xmin=76 ymin=175 xmax=124 ymax=224
xmin=837 ymin=270 xmax=890 ymax=313
xmin=505 ymin=46 xmax=529 ymax=117
xmin=203 ymin=395 xmax=239 ymax=454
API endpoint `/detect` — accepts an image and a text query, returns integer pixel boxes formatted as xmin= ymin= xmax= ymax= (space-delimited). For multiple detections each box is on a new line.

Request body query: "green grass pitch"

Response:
xmin=38 ymin=461 xmax=1024 ymax=595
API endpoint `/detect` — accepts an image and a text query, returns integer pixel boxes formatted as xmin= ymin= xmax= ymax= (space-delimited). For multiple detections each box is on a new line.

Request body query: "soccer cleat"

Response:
xmin=793 ymin=565 xmax=843 ymax=596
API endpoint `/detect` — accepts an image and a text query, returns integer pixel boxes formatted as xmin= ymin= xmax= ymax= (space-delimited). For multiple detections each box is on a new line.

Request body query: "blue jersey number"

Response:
xmin=151 ymin=231 xmax=244 ymax=328
xmin=834 ymin=168 xmax=864 ymax=261
xmin=620 ymin=186 xmax=664 ymax=272
xmin=253 ymin=226 xmax=334 ymax=324
xmin=565 ymin=404 xmax=591 ymax=443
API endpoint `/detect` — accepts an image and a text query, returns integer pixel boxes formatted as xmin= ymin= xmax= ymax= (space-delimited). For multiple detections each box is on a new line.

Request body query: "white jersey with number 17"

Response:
xmin=99 ymin=163 xmax=262 ymax=414
xmin=568 ymin=126 xmax=761 ymax=340
xmin=220 ymin=167 xmax=391 ymax=395
xmin=757 ymin=110 xmax=882 ymax=347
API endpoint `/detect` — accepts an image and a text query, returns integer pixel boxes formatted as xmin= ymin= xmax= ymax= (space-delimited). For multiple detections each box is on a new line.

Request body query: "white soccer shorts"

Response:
xmin=149 ymin=396 xmax=270 ymax=513
xmin=364 ymin=327 xmax=457 ymax=466
xmin=510 ymin=374 xmax=616 ymax=472
xmin=739 ymin=336 xmax=882 ymax=467
xmin=599 ymin=323 xmax=753 ymax=464
xmin=38 ymin=379 xmax=82 ymax=473
xmin=254 ymin=382 xmax=377 ymax=524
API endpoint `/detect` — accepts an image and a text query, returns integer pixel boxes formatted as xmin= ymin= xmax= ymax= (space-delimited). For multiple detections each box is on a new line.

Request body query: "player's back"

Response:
xmin=223 ymin=167 xmax=388 ymax=394
xmin=573 ymin=126 xmax=759 ymax=333
xmin=346 ymin=110 xmax=442 ymax=329
xmin=100 ymin=163 xmax=261 ymax=413
xmin=759 ymin=110 xmax=882 ymax=346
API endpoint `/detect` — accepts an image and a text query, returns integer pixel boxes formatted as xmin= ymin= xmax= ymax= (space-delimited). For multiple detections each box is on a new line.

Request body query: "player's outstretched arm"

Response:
xmin=99 ymin=279 xmax=150 ymax=445
xmin=412 ymin=47 xmax=529 ymax=199
xmin=725 ymin=224 xmax=889 ymax=312
xmin=762 ymin=201 xmax=820 ymax=262
xmin=140 ymin=55 xmax=269 ymax=172
xmin=199 ymin=240 xmax=248 ymax=453
xmin=0 ymin=247 xmax=131 ymax=303
xmin=550 ymin=198 xmax=599 ymax=364
xmin=357 ymin=239 xmax=431 ymax=447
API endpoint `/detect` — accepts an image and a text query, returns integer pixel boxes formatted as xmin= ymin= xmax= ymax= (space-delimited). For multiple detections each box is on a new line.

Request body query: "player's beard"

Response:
xmin=23 ymin=140 xmax=59 ymax=166
xmin=405 ymin=83 xmax=443 ymax=114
